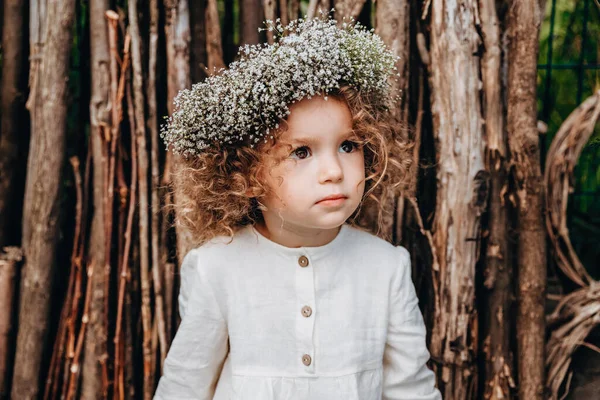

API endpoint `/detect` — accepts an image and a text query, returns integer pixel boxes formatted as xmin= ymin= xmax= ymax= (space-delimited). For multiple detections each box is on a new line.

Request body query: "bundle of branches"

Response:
xmin=544 ymin=89 xmax=600 ymax=400
xmin=41 ymin=16 xmax=138 ymax=399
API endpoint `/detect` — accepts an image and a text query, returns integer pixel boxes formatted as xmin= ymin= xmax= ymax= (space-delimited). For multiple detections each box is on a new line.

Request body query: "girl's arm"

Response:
xmin=382 ymin=246 xmax=442 ymax=400
xmin=154 ymin=249 xmax=229 ymax=400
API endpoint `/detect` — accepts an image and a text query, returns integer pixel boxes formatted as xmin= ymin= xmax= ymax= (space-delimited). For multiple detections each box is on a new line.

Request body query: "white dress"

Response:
xmin=154 ymin=223 xmax=442 ymax=400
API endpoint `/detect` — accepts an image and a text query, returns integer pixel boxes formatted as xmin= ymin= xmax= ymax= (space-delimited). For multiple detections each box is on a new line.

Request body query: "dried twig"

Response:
xmin=43 ymin=157 xmax=84 ymax=400
xmin=544 ymin=91 xmax=599 ymax=288
xmin=65 ymin=260 xmax=96 ymax=400
xmin=61 ymin=146 xmax=92 ymax=399
xmin=123 ymin=64 xmax=139 ymax=400
xmin=107 ymin=10 xmax=133 ymax=398
xmin=544 ymin=90 xmax=600 ymax=400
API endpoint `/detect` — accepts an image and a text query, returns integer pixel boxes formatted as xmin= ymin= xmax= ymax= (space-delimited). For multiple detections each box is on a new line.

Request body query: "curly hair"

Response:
xmin=164 ymin=85 xmax=414 ymax=248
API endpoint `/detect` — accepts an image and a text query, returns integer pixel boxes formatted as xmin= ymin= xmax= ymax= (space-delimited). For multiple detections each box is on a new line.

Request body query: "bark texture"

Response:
xmin=373 ymin=0 xmax=412 ymax=245
xmin=288 ymin=0 xmax=299 ymax=21
xmin=333 ymin=0 xmax=366 ymax=22
xmin=307 ymin=0 xmax=331 ymax=19
xmin=426 ymin=1 xmax=488 ymax=398
xmin=479 ymin=0 xmax=516 ymax=398
xmin=189 ymin=0 xmax=208 ymax=83
xmin=375 ymin=0 xmax=410 ymax=124
xmin=11 ymin=0 xmax=77 ymax=398
xmin=263 ymin=0 xmax=277 ymax=43
xmin=240 ymin=0 xmax=263 ymax=45
xmin=506 ymin=2 xmax=546 ymax=399
xmin=206 ymin=0 xmax=226 ymax=71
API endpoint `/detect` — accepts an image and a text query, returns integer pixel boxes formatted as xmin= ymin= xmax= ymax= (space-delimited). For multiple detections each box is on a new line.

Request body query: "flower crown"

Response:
xmin=160 ymin=10 xmax=400 ymax=158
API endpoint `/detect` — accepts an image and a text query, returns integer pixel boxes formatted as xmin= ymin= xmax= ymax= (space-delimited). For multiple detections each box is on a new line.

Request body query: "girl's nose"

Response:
xmin=318 ymin=154 xmax=344 ymax=184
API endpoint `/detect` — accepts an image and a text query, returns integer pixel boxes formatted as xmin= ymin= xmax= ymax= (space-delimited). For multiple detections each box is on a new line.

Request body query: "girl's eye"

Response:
xmin=291 ymin=146 xmax=311 ymax=159
xmin=340 ymin=140 xmax=359 ymax=153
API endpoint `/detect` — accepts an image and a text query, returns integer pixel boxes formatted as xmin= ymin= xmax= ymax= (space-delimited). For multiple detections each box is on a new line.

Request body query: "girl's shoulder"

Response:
xmin=343 ymin=224 xmax=410 ymax=263
xmin=186 ymin=224 xmax=254 ymax=258
xmin=180 ymin=225 xmax=255 ymax=276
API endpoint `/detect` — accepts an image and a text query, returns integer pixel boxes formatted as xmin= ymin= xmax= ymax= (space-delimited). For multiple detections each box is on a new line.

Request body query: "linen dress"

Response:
xmin=154 ymin=223 xmax=442 ymax=400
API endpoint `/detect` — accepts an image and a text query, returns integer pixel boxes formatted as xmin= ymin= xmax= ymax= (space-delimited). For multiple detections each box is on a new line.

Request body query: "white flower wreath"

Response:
xmin=160 ymin=10 xmax=400 ymax=157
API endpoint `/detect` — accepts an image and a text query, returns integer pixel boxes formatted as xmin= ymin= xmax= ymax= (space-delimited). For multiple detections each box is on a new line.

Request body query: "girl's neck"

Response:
xmin=254 ymin=220 xmax=342 ymax=248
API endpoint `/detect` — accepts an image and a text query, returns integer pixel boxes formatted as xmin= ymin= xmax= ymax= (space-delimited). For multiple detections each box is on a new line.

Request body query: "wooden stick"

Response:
xmin=279 ymin=0 xmax=288 ymax=26
xmin=148 ymin=0 xmax=168 ymax=370
xmin=11 ymin=0 xmax=77 ymax=397
xmin=263 ymin=0 xmax=276 ymax=44
xmin=0 ymin=247 xmax=22 ymax=398
xmin=150 ymin=314 xmax=159 ymax=389
xmin=206 ymin=0 xmax=225 ymax=71
xmin=124 ymin=68 xmax=139 ymax=400
xmin=114 ymin=120 xmax=128 ymax=400
xmin=114 ymin=34 xmax=138 ymax=399
xmin=0 ymin=0 xmax=27 ymax=248
xmin=506 ymin=2 xmax=546 ymax=399
xmin=288 ymin=0 xmax=299 ymax=21
xmin=127 ymin=1 xmax=154 ymax=396
xmin=307 ymin=0 xmax=319 ymax=19
xmin=84 ymin=0 xmax=112 ymax=396
xmin=333 ymin=0 xmax=364 ymax=22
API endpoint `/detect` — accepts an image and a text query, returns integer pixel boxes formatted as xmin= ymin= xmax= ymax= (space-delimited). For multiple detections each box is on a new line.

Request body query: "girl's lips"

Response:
xmin=316 ymin=196 xmax=348 ymax=206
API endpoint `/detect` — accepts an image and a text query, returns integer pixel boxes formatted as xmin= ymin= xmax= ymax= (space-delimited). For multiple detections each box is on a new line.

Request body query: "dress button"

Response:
xmin=298 ymin=255 xmax=309 ymax=267
xmin=302 ymin=354 xmax=312 ymax=366
xmin=301 ymin=305 xmax=312 ymax=317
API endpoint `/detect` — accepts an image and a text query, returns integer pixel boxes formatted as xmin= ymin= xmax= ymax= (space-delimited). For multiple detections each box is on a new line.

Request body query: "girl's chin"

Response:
xmin=263 ymin=204 xmax=357 ymax=230
xmin=304 ymin=213 xmax=354 ymax=230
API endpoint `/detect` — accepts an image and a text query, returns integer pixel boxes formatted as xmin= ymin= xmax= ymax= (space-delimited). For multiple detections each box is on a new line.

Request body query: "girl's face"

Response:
xmin=259 ymin=95 xmax=365 ymax=233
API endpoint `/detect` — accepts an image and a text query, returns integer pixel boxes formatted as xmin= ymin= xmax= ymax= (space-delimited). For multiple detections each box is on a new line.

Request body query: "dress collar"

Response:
xmin=244 ymin=223 xmax=350 ymax=261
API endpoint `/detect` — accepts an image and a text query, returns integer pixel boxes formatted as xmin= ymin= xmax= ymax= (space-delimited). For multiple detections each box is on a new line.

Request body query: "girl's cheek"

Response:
xmin=344 ymin=152 xmax=365 ymax=174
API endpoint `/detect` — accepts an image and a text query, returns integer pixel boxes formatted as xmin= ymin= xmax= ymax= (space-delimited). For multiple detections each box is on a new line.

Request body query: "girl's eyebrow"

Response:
xmin=291 ymin=130 xmax=356 ymax=144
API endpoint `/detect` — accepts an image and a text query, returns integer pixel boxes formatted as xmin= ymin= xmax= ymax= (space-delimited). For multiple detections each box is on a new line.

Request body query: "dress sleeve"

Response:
xmin=382 ymin=246 xmax=442 ymax=400
xmin=154 ymin=248 xmax=229 ymax=400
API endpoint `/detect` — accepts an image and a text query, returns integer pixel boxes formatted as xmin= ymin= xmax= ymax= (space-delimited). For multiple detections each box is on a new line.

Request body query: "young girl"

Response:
xmin=154 ymin=14 xmax=441 ymax=400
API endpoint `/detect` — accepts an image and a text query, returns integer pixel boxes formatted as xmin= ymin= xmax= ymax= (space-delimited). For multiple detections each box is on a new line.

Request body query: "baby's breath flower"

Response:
xmin=160 ymin=10 xmax=400 ymax=157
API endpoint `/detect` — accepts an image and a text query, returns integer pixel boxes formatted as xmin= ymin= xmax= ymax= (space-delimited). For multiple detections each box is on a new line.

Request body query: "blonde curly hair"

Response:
xmin=164 ymin=85 xmax=414 ymax=248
